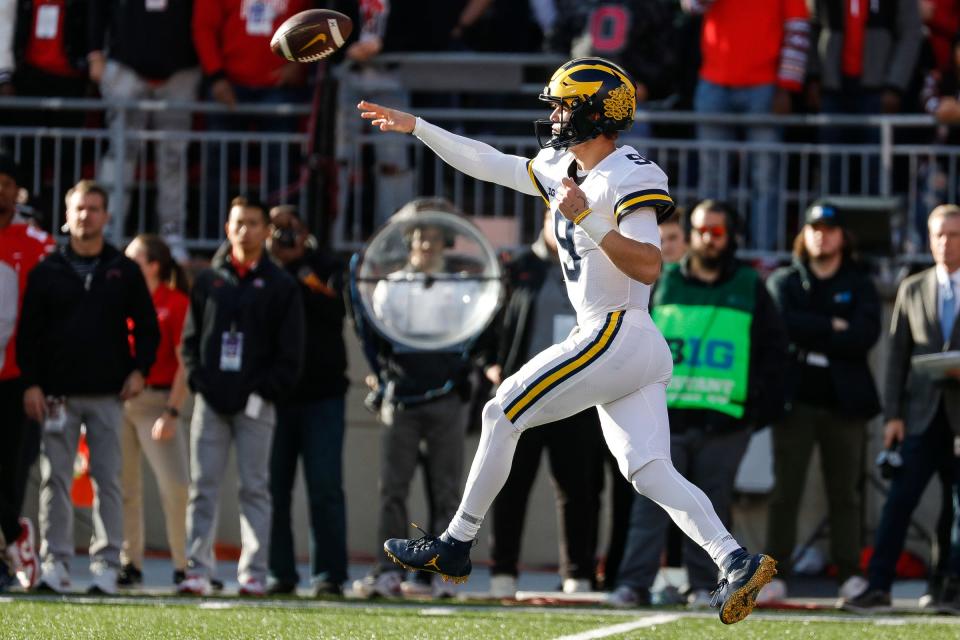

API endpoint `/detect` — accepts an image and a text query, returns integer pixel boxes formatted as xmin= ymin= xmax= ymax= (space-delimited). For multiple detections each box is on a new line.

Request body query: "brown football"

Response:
xmin=270 ymin=9 xmax=354 ymax=63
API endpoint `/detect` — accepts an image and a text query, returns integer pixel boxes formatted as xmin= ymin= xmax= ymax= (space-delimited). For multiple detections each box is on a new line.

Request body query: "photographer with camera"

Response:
xmin=843 ymin=204 xmax=960 ymax=613
xmin=764 ymin=203 xmax=881 ymax=603
xmin=351 ymin=197 xmax=487 ymax=600
xmin=264 ymin=205 xmax=349 ymax=597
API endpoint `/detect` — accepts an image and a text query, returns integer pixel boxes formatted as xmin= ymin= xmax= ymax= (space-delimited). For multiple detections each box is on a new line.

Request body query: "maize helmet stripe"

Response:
xmin=547 ymin=63 xmax=634 ymax=98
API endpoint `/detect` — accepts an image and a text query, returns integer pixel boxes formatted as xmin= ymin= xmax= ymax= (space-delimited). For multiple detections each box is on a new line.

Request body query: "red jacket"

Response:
xmin=193 ymin=0 xmax=309 ymax=88
xmin=925 ymin=0 xmax=960 ymax=74
xmin=0 ymin=222 xmax=55 ymax=380
xmin=695 ymin=0 xmax=810 ymax=90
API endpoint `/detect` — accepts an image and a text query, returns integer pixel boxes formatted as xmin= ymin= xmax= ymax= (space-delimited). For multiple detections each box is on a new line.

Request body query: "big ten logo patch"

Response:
xmin=666 ymin=337 xmax=734 ymax=369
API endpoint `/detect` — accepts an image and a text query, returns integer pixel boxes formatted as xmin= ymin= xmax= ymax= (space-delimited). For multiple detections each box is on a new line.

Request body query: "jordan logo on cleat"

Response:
xmin=424 ymin=555 xmax=441 ymax=571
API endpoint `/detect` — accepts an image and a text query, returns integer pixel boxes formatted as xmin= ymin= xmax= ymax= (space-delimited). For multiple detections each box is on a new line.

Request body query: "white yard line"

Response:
xmin=552 ymin=613 xmax=682 ymax=640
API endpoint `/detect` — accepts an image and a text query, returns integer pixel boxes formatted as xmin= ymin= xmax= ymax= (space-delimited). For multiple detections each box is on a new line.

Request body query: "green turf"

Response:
xmin=2 ymin=600 xmax=960 ymax=639
xmin=0 ymin=602 xmax=631 ymax=639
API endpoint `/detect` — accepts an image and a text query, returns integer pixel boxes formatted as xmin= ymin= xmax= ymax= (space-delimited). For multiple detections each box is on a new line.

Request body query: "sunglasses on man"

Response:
xmin=692 ymin=225 xmax=726 ymax=238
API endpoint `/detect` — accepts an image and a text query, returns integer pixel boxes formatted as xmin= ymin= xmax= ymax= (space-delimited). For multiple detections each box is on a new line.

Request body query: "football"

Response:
xmin=270 ymin=9 xmax=354 ymax=63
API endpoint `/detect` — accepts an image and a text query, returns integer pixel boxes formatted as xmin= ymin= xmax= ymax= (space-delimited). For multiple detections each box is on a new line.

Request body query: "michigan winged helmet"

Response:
xmin=535 ymin=57 xmax=638 ymax=150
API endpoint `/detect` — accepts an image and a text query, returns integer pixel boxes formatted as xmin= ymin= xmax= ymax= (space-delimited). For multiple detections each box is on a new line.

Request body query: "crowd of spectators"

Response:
xmin=2 ymin=1 xmax=960 ymax=252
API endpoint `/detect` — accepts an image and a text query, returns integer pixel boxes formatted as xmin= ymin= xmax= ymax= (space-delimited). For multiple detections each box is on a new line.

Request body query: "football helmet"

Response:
xmin=535 ymin=57 xmax=637 ymax=150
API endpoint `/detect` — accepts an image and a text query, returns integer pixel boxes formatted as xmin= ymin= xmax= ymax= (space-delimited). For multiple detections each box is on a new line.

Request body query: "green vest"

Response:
xmin=651 ymin=262 xmax=757 ymax=418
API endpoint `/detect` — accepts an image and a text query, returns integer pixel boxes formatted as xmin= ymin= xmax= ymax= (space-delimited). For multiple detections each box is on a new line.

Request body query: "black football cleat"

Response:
xmin=383 ymin=524 xmax=472 ymax=585
xmin=710 ymin=549 xmax=777 ymax=625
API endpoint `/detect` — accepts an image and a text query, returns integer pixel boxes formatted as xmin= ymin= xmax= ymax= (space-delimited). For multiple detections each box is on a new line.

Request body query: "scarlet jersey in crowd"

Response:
xmin=126 ymin=284 xmax=189 ymax=387
xmin=192 ymin=0 xmax=310 ymax=88
xmin=694 ymin=0 xmax=810 ymax=91
xmin=0 ymin=221 xmax=55 ymax=380
xmin=146 ymin=285 xmax=189 ymax=387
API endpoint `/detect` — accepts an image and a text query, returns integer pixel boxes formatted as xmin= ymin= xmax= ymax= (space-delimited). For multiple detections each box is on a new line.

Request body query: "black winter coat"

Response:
xmin=181 ymin=247 xmax=304 ymax=415
xmin=17 ymin=243 xmax=159 ymax=395
xmin=766 ymin=259 xmax=882 ymax=420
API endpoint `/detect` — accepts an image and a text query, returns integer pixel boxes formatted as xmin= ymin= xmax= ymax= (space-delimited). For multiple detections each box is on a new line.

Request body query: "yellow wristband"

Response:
xmin=573 ymin=208 xmax=592 ymax=225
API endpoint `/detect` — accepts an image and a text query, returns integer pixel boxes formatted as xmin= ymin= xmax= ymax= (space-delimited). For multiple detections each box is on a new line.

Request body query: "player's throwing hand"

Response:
xmin=556 ymin=176 xmax=590 ymax=221
xmin=358 ymin=100 xmax=416 ymax=134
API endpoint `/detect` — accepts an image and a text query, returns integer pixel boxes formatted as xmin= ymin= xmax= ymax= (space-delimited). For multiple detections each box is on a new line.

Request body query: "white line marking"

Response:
xmin=553 ymin=613 xmax=681 ymax=640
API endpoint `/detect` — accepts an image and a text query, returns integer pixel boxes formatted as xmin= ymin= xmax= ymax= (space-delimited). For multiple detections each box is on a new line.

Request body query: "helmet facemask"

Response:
xmin=534 ymin=96 xmax=605 ymax=150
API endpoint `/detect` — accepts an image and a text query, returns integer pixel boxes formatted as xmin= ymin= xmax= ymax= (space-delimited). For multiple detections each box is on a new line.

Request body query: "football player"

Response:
xmin=358 ymin=58 xmax=775 ymax=624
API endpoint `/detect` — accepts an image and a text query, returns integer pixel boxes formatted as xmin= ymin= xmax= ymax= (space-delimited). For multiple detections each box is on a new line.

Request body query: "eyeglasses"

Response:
xmin=692 ymin=225 xmax=726 ymax=238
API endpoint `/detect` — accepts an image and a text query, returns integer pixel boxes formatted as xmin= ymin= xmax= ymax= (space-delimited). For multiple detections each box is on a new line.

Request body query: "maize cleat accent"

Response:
xmin=711 ymin=551 xmax=777 ymax=625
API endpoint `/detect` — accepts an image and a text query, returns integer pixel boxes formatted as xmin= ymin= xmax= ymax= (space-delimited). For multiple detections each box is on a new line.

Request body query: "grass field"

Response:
xmin=3 ymin=597 xmax=960 ymax=640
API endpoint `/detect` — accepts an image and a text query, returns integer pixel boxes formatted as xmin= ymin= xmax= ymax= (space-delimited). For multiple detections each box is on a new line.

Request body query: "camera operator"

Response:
xmin=351 ymin=197 xmax=487 ymax=599
xmin=843 ymin=204 xmax=960 ymax=612
xmin=264 ymin=205 xmax=349 ymax=596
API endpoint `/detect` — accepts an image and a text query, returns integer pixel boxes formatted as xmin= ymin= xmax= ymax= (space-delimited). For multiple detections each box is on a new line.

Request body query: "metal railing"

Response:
xmin=0 ymin=54 xmax=954 ymax=262
xmin=334 ymin=98 xmax=948 ymax=259
xmin=0 ymin=97 xmax=312 ymax=251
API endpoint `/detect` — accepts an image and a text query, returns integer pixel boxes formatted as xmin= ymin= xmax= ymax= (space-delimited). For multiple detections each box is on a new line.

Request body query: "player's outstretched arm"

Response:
xmin=356 ymin=100 xmax=539 ymax=197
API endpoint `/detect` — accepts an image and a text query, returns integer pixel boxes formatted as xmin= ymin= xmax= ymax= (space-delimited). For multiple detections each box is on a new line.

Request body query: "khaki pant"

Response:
xmin=121 ymin=389 xmax=190 ymax=570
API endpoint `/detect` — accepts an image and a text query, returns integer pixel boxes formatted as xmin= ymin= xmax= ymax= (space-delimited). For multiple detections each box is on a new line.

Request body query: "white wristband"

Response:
xmin=574 ymin=208 xmax=613 ymax=246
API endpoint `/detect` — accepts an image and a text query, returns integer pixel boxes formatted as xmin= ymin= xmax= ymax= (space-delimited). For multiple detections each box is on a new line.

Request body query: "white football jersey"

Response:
xmin=527 ymin=144 xmax=674 ymax=326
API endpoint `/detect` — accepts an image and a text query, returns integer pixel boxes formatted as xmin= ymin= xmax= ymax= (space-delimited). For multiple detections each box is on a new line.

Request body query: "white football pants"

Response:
xmin=446 ymin=309 xmax=741 ymax=566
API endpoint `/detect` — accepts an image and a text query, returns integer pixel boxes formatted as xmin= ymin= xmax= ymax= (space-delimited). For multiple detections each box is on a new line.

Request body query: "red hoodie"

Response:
xmin=698 ymin=0 xmax=810 ymax=90
xmin=193 ymin=0 xmax=309 ymax=88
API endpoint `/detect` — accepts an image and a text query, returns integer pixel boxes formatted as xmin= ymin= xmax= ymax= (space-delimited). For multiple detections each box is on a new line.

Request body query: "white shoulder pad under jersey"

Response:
xmin=526 ymin=145 xmax=675 ymax=325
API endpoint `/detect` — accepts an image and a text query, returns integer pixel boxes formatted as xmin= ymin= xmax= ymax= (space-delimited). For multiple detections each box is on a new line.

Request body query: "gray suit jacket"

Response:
xmin=884 ymin=268 xmax=960 ymax=435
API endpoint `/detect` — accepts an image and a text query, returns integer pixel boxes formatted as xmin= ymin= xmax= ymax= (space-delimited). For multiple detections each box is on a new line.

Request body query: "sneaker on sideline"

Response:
xmin=839 ymin=575 xmax=868 ymax=601
xmin=352 ymin=571 xmax=403 ymax=598
xmin=562 ymin=578 xmax=592 ymax=594
xmin=489 ymin=574 xmax=518 ymax=599
xmin=0 ymin=558 xmax=16 ymax=592
xmin=87 ymin=562 xmax=118 ymax=595
xmin=312 ymin=581 xmax=343 ymax=597
xmin=605 ymin=585 xmax=651 ymax=608
xmin=177 ymin=574 xmax=212 ymax=596
xmin=839 ymin=588 xmax=892 ymax=614
xmin=8 ymin=517 xmax=38 ymax=589
xmin=239 ymin=577 xmax=267 ymax=597
xmin=686 ymin=588 xmax=714 ymax=609
xmin=399 ymin=577 xmax=433 ymax=598
xmin=755 ymin=577 xmax=788 ymax=604
xmin=432 ymin=574 xmax=459 ymax=599
xmin=117 ymin=563 xmax=143 ymax=588
xmin=35 ymin=560 xmax=71 ymax=593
